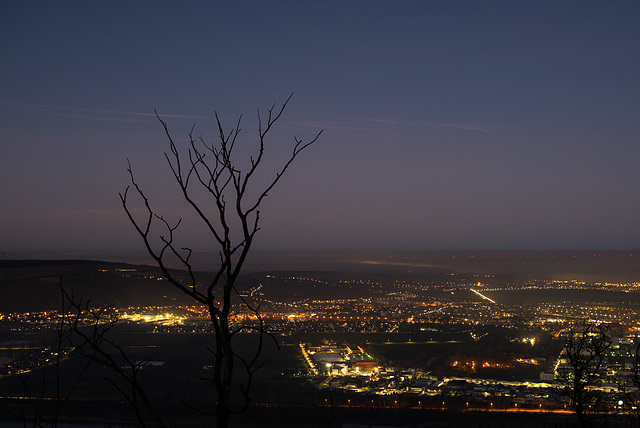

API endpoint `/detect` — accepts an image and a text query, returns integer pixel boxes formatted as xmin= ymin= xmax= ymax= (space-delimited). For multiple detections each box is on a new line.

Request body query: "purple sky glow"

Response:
xmin=1 ymin=1 xmax=640 ymax=257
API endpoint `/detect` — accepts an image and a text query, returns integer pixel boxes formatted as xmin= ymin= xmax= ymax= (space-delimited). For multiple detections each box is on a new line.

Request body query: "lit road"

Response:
xmin=470 ymin=288 xmax=496 ymax=304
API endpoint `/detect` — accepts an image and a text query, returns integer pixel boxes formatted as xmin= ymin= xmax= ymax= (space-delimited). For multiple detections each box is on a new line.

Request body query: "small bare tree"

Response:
xmin=556 ymin=321 xmax=611 ymax=428
xmin=618 ymin=338 xmax=640 ymax=425
xmin=61 ymin=287 xmax=166 ymax=428
xmin=120 ymin=94 xmax=321 ymax=428
xmin=12 ymin=279 xmax=94 ymax=428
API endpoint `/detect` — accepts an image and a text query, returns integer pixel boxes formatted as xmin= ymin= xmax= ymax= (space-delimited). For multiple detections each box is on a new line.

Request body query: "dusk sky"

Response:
xmin=2 ymin=1 xmax=640 ymax=257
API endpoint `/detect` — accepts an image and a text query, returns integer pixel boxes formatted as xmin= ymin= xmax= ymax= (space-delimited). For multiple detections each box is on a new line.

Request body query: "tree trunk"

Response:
xmin=215 ymin=325 xmax=234 ymax=428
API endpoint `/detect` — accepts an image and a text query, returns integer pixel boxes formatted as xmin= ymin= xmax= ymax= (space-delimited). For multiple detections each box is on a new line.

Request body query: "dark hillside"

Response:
xmin=0 ymin=260 xmax=193 ymax=312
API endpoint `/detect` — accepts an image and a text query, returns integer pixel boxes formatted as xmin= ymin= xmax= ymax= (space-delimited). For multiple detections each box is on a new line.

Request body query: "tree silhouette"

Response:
xmin=617 ymin=338 xmax=640 ymax=425
xmin=61 ymin=286 xmax=166 ymax=428
xmin=120 ymin=94 xmax=321 ymax=428
xmin=556 ymin=321 xmax=611 ymax=428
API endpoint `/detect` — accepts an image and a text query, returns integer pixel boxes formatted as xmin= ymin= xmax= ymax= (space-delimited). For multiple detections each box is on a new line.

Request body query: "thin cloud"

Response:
xmin=290 ymin=117 xmax=498 ymax=135
xmin=358 ymin=260 xmax=441 ymax=268
xmin=2 ymin=102 xmax=497 ymax=134
xmin=436 ymin=123 xmax=496 ymax=133
xmin=363 ymin=117 xmax=497 ymax=133
xmin=283 ymin=121 xmax=390 ymax=134
xmin=0 ymin=102 xmax=211 ymax=122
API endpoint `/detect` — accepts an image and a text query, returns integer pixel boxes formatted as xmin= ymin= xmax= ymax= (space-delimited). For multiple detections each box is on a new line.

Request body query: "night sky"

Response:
xmin=2 ymin=1 xmax=640 ymax=256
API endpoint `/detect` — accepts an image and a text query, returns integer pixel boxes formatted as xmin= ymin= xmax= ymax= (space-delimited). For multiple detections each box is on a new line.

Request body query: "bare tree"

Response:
xmin=61 ymin=287 xmax=166 ymax=428
xmin=11 ymin=279 xmax=93 ymax=428
xmin=556 ymin=321 xmax=611 ymax=428
xmin=617 ymin=338 xmax=640 ymax=426
xmin=14 ymin=278 xmax=165 ymax=428
xmin=120 ymin=94 xmax=321 ymax=428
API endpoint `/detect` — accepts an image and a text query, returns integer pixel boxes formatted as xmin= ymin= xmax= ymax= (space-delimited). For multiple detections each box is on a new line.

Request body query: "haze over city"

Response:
xmin=2 ymin=1 xmax=640 ymax=258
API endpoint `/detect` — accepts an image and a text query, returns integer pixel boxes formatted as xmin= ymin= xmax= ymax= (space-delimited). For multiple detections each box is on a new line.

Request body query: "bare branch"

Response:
xmin=556 ymin=321 xmax=611 ymax=428
xmin=120 ymin=95 xmax=321 ymax=428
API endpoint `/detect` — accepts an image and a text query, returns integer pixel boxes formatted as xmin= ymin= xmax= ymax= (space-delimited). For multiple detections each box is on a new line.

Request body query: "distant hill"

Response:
xmin=0 ymin=260 xmax=194 ymax=313
xmin=4 ymin=250 xmax=640 ymax=313
xmin=0 ymin=260 xmax=343 ymax=313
